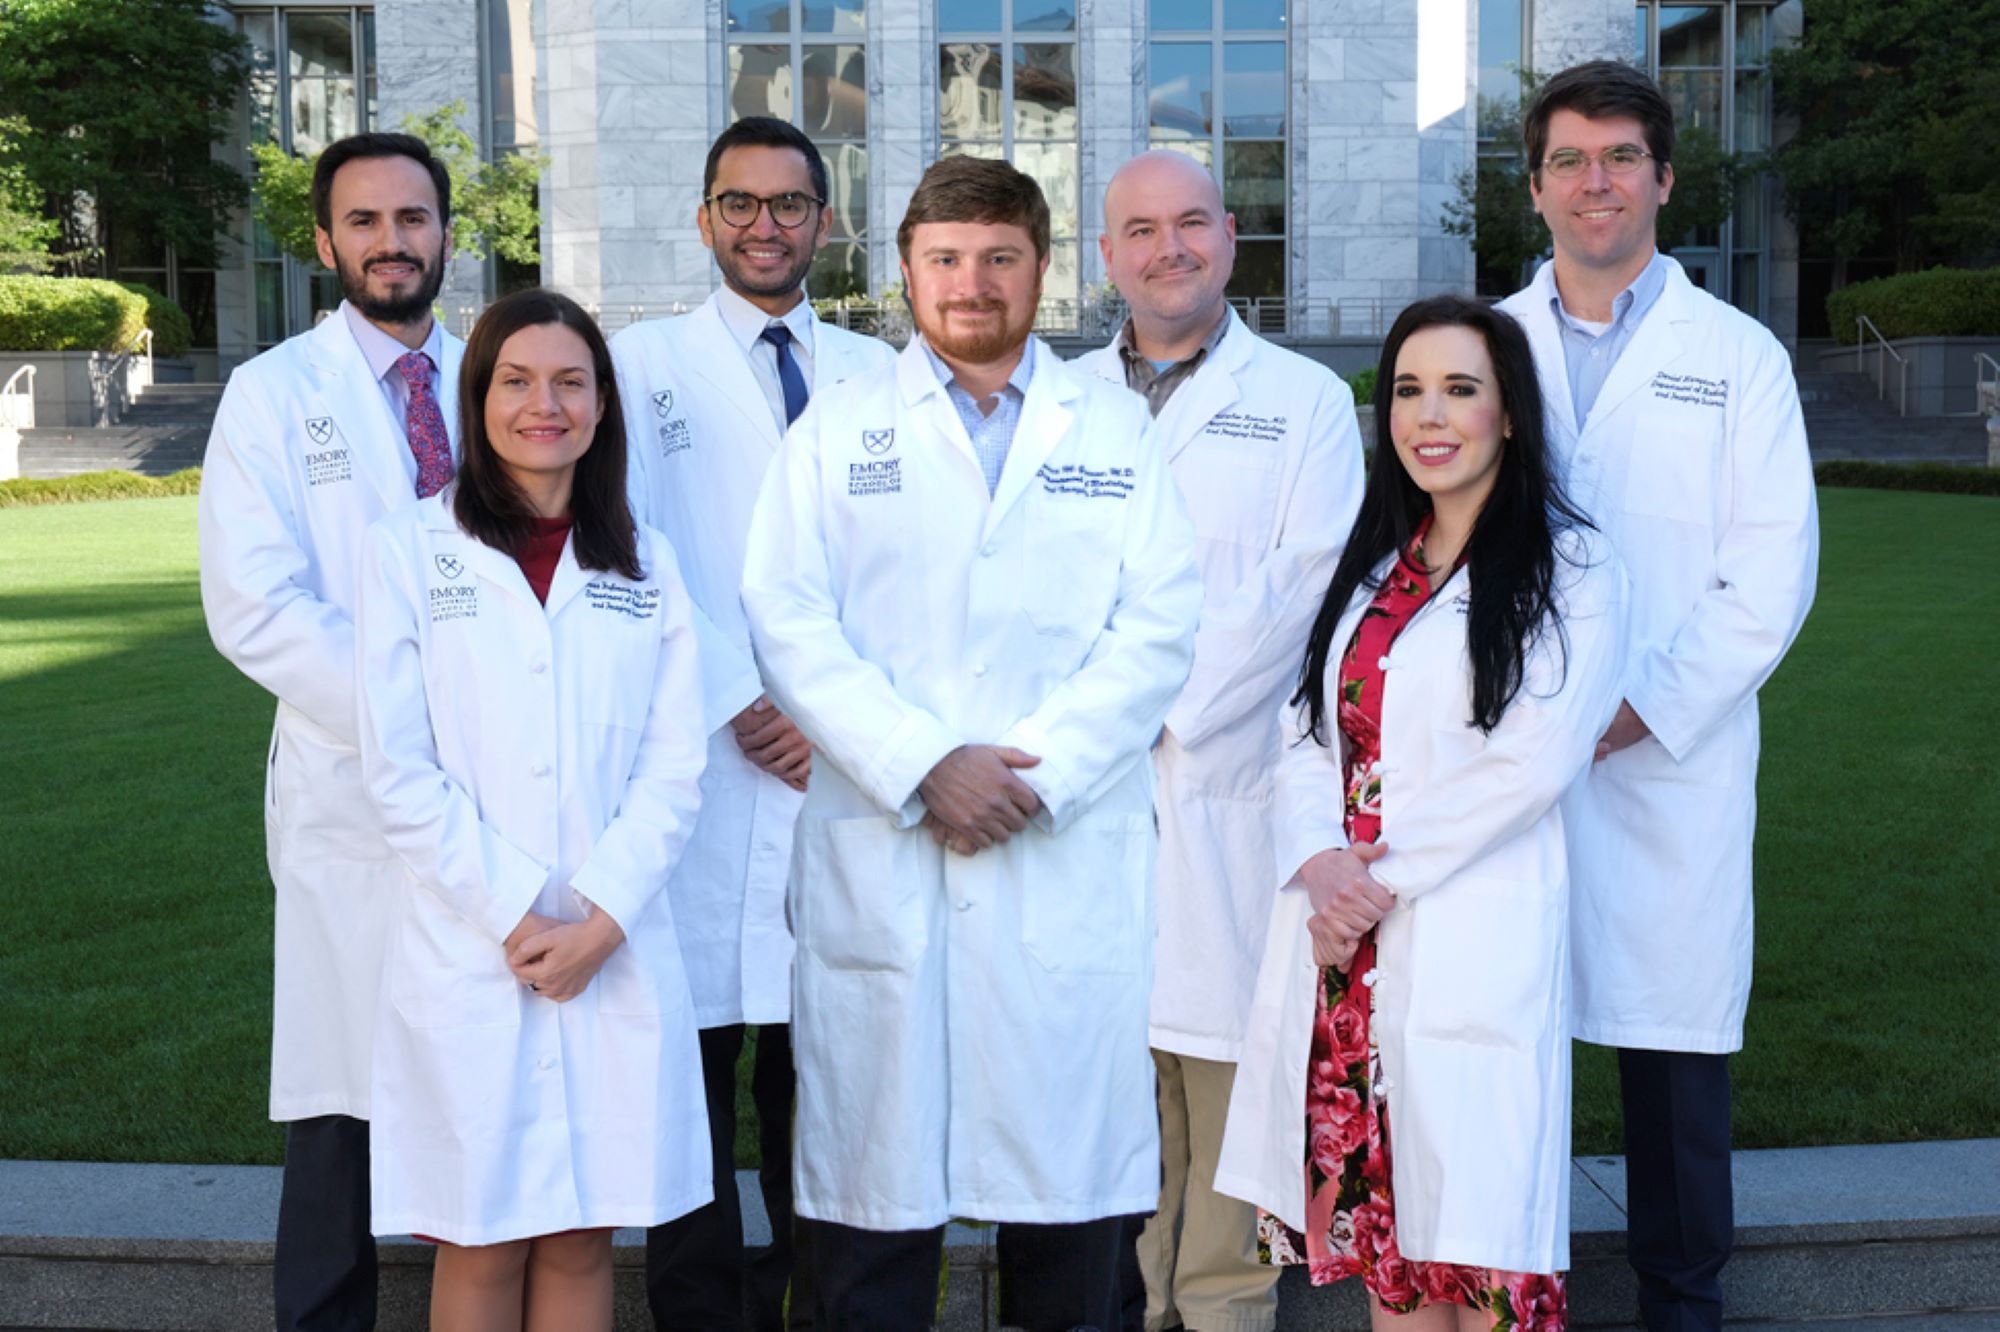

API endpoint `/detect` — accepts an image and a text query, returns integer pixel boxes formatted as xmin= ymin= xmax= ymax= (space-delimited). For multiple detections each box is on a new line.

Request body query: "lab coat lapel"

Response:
xmin=427 ymin=500 xmax=542 ymax=617
xmin=1579 ymin=261 xmax=1692 ymax=434
xmin=895 ymin=337 xmax=982 ymax=475
xmin=541 ymin=535 xmax=592 ymax=621
xmin=439 ymin=333 xmax=465 ymax=459
xmin=684 ymin=293 xmax=783 ymax=459
xmin=1154 ymin=312 xmax=1249 ymax=463
xmin=1516 ymin=262 xmax=1579 ymax=442
xmin=307 ymin=313 xmax=416 ymax=515
xmin=805 ymin=307 xmax=874 ymax=392
xmin=984 ymin=339 xmax=1076 ymax=543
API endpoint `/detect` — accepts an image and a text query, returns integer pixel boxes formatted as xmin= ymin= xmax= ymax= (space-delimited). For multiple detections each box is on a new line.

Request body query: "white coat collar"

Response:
xmin=1516 ymin=256 xmax=1695 ymax=437
xmin=418 ymin=491 xmax=595 ymax=620
xmin=683 ymin=293 xmax=785 ymax=452
xmin=1149 ymin=308 xmax=1254 ymax=462
xmin=305 ymin=310 xmax=464 ymax=514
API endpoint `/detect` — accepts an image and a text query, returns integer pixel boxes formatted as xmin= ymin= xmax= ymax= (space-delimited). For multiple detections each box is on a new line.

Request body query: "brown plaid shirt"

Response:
xmin=1113 ymin=310 xmax=1231 ymax=418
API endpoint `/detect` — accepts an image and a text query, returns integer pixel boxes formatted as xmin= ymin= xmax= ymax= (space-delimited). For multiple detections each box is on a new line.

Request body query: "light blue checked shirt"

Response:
xmin=1551 ymin=250 xmax=1670 ymax=427
xmin=923 ymin=337 xmax=1035 ymax=497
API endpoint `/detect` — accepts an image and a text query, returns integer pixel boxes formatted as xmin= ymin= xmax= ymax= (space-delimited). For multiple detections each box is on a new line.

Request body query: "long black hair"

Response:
xmin=1295 ymin=295 xmax=1591 ymax=741
xmin=454 ymin=287 xmax=643 ymax=581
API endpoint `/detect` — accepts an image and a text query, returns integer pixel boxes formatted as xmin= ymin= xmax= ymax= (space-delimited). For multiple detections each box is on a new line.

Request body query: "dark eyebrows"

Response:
xmin=342 ymin=204 xmax=436 ymax=223
xmin=1390 ymin=371 xmax=1486 ymax=384
xmin=495 ymin=360 xmax=591 ymax=376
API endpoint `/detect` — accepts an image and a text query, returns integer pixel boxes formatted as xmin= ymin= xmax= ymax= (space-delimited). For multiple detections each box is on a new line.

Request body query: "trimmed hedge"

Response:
xmin=1814 ymin=459 xmax=2000 ymax=497
xmin=1827 ymin=268 xmax=2000 ymax=345
xmin=1346 ymin=365 xmax=1378 ymax=405
xmin=120 ymin=282 xmax=194 ymax=358
xmin=0 ymin=468 xmax=203 ymax=508
xmin=0 ymin=276 xmax=150 ymax=353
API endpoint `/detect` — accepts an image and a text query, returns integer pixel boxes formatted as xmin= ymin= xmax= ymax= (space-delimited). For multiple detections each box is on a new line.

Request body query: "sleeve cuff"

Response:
xmin=869 ymin=711 xmax=966 ymax=823
xmin=479 ymin=845 xmax=553 ymax=945
xmin=1001 ymin=716 xmax=1080 ymax=833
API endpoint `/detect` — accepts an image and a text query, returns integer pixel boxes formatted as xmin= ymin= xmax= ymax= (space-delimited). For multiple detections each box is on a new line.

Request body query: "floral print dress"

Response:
xmin=1257 ymin=521 xmax=1568 ymax=1330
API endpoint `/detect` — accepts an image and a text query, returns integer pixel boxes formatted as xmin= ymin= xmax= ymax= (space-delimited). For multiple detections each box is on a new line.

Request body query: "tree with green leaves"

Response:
xmin=0 ymin=119 xmax=58 ymax=274
xmin=1770 ymin=0 xmax=2000 ymax=271
xmin=250 ymin=102 xmax=546 ymax=270
xmin=0 ymin=0 xmax=249 ymax=273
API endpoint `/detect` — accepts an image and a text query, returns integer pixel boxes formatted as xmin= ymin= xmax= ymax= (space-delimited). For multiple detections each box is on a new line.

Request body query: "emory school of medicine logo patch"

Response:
xmin=434 ymin=554 xmax=464 ymax=580
xmin=652 ymin=389 xmax=674 ymax=418
xmin=306 ymin=417 xmax=334 ymax=445
xmin=863 ymin=428 xmax=895 ymax=455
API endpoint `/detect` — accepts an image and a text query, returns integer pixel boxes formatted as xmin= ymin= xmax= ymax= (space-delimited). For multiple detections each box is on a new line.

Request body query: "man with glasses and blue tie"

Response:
xmin=612 ymin=116 xmax=895 ymax=1330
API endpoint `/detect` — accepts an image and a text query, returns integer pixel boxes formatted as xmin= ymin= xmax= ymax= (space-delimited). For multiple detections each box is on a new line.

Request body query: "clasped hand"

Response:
xmin=918 ymin=744 xmax=1043 ymax=856
xmin=1299 ymin=841 xmax=1393 ymax=970
xmin=503 ymin=905 xmax=626 ymax=1002
xmin=732 ymin=695 xmax=811 ymax=792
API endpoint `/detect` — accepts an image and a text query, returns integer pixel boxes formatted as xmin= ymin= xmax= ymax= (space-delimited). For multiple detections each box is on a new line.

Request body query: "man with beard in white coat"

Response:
xmin=1498 ymin=62 xmax=1818 ymax=1331
xmin=198 ymin=132 xmax=461 ymax=1330
xmin=1074 ymin=150 xmax=1363 ymax=1332
xmin=612 ymin=116 xmax=895 ymax=1331
xmin=741 ymin=155 xmax=1202 ymax=1328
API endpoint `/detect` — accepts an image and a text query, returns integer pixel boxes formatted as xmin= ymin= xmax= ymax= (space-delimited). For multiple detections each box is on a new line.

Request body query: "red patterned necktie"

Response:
xmin=395 ymin=350 xmax=453 ymax=498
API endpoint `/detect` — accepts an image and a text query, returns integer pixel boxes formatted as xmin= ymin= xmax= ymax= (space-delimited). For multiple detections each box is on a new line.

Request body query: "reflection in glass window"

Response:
xmin=1149 ymin=0 xmax=1287 ymax=300
xmin=938 ymin=0 xmax=1081 ymax=304
xmin=1658 ymin=5 xmax=1723 ymax=67
xmin=288 ymin=12 xmax=357 ymax=157
xmin=727 ymin=0 xmax=871 ymax=298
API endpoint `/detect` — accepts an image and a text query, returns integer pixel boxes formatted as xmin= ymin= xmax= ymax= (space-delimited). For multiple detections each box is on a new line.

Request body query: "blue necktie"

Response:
xmin=760 ymin=323 xmax=810 ymax=427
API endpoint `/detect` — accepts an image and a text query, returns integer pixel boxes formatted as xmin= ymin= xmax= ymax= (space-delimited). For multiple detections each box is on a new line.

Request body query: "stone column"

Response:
xmin=1528 ymin=0 xmax=1630 ymax=76
xmin=1076 ymin=0 xmax=1144 ymax=292
xmin=538 ymin=0 xmax=717 ymax=315
xmin=873 ymin=0 xmax=930 ymax=293
xmin=375 ymin=0 xmax=489 ymax=330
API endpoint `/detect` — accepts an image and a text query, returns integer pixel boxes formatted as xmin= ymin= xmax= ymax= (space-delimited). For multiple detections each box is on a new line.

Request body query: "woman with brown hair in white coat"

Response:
xmin=1217 ymin=295 xmax=1625 ymax=1330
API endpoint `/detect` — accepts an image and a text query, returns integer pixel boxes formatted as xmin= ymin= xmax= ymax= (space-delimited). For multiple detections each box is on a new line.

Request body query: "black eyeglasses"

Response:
xmin=704 ymin=191 xmax=826 ymax=230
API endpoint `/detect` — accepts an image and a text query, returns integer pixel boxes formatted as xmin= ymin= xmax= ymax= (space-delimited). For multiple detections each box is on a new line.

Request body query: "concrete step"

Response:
xmin=1804 ymin=414 xmax=1989 ymax=464
xmin=17 ymin=426 xmax=207 ymax=479
xmin=2 ymin=1140 xmax=1995 ymax=1329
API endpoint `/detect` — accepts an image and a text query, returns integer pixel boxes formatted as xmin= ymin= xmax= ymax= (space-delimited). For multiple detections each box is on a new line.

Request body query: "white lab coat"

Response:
xmin=1216 ymin=530 xmax=1627 ymax=1274
xmin=355 ymin=496 xmax=728 ymax=1245
xmin=1500 ymin=259 xmax=1819 ymax=1054
xmin=197 ymin=310 xmax=463 ymax=1122
xmin=1074 ymin=311 xmax=1365 ymax=1062
xmin=613 ymin=293 xmax=897 ymax=1028
xmin=740 ymin=338 xmax=1203 ymax=1230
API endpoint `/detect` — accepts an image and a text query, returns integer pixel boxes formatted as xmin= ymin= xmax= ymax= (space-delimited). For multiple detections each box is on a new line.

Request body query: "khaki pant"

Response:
xmin=1134 ymin=1050 xmax=1279 ymax=1332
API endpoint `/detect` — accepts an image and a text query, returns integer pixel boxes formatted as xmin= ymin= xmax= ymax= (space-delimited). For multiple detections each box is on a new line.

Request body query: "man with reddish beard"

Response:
xmin=199 ymin=132 xmax=461 ymax=1330
xmin=1078 ymin=148 xmax=1363 ymax=1332
xmin=611 ymin=116 xmax=894 ymax=1331
xmin=741 ymin=156 xmax=1202 ymax=1326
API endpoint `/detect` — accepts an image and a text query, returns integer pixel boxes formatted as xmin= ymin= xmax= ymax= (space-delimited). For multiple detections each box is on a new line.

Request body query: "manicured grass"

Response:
xmin=1 ymin=489 xmax=1995 ymax=1165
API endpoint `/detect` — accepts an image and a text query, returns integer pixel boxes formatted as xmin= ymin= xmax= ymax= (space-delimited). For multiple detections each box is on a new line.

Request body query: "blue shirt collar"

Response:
xmin=921 ymin=335 xmax=1035 ymax=403
xmin=1551 ymin=250 xmax=1670 ymax=335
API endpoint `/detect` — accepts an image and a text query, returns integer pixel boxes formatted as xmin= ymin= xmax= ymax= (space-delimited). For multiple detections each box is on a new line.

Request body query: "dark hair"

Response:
xmin=454 ymin=288 xmax=642 ymax=582
xmin=1295 ymin=295 xmax=1592 ymax=741
xmin=1522 ymin=60 xmax=1675 ymax=187
xmin=703 ymin=117 xmax=830 ymax=205
xmin=311 ymin=132 xmax=453 ymax=231
xmin=897 ymin=156 xmax=1051 ymax=264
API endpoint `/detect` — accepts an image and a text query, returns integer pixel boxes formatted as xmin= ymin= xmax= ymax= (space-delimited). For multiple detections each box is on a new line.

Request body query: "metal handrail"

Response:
xmin=1855 ymin=314 xmax=1909 ymax=417
xmin=1977 ymin=352 xmax=2000 ymax=414
xmin=1 ymin=363 xmax=34 ymax=429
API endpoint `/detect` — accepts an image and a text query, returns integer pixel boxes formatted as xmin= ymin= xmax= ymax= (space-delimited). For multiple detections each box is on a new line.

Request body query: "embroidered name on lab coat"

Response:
xmin=429 ymin=584 xmax=478 ymax=622
xmin=848 ymin=458 xmax=902 ymax=496
xmin=584 ymin=581 xmax=660 ymax=620
xmin=1651 ymin=372 xmax=1728 ymax=408
xmin=1038 ymin=463 xmax=1134 ymax=500
xmin=657 ymin=417 xmax=692 ymax=456
xmin=1204 ymin=411 xmax=1288 ymax=442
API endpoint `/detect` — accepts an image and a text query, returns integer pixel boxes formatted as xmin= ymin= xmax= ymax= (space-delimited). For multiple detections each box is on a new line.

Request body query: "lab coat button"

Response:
xmin=972 ymin=663 xmax=987 ymax=678
xmin=957 ymin=900 xmax=973 ymax=912
xmin=538 ymin=1055 xmax=556 ymax=1071
xmin=530 ymin=660 xmax=548 ymax=675
xmin=981 ymin=543 xmax=998 ymax=557
xmin=530 ymin=762 xmax=551 ymax=778
xmin=1377 ymin=656 xmax=1392 ymax=671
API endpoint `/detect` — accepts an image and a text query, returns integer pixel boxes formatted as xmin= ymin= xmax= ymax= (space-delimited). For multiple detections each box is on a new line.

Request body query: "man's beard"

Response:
xmin=917 ymin=288 xmax=1040 ymax=365
xmin=715 ymin=234 xmax=816 ymax=301
xmin=333 ymin=241 xmax=448 ymax=324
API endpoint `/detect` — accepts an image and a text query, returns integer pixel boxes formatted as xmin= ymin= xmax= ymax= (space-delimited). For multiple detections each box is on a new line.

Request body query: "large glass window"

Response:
xmin=1635 ymin=1 xmax=1774 ymax=318
xmin=1147 ymin=0 xmax=1288 ymax=300
xmin=730 ymin=0 xmax=871 ymax=298
xmin=938 ymin=0 xmax=1080 ymax=307
xmin=239 ymin=7 xmax=377 ymax=349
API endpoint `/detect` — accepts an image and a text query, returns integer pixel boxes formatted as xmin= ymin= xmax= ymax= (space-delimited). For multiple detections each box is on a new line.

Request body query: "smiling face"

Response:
xmin=1389 ymin=324 xmax=1510 ymax=519
xmin=1100 ymin=151 xmax=1236 ymax=342
xmin=1530 ymin=108 xmax=1673 ymax=278
xmin=483 ymin=322 xmax=605 ymax=497
xmin=314 ymin=153 xmax=451 ymax=326
xmin=697 ymin=143 xmax=831 ymax=306
xmin=901 ymin=219 xmax=1046 ymax=365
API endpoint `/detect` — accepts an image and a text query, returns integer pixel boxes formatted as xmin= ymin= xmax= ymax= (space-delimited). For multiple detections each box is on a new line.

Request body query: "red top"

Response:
xmin=1335 ymin=516 xmax=1445 ymax=846
xmin=518 ymin=514 xmax=572 ymax=605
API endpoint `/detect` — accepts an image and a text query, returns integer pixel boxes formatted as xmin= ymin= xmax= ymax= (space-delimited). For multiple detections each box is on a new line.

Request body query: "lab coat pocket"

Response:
xmin=1021 ymin=814 xmax=1152 ymax=976
xmin=1403 ymin=878 xmax=1555 ymax=1050
xmin=797 ymin=816 xmax=926 ymax=974
xmin=596 ymin=934 xmax=664 ymax=1018
xmin=1621 ymin=414 xmax=1716 ymax=526
xmin=1024 ymin=499 xmax=1120 ymax=639
xmin=390 ymin=890 xmax=525 ymax=1031
xmin=1175 ymin=439 xmax=1281 ymax=550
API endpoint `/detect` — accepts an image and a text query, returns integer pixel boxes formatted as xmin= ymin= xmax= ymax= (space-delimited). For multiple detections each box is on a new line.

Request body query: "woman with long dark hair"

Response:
xmin=354 ymin=288 xmax=746 ymax=1328
xmin=1217 ymin=296 xmax=1627 ymax=1330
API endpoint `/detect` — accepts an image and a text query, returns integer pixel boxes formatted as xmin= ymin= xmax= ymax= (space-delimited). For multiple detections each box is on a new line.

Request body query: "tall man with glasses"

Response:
xmin=1500 ymin=61 xmax=1818 ymax=1331
xmin=199 ymin=132 xmax=462 ymax=1331
xmin=612 ymin=115 xmax=895 ymax=1332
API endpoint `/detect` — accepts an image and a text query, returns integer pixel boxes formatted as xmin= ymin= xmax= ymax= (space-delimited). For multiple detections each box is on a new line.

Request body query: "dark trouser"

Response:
xmin=648 ymin=1022 xmax=807 ymax=1331
xmin=273 ymin=1115 xmax=377 ymax=1332
xmin=1618 ymin=1048 xmax=1734 ymax=1332
xmin=806 ymin=1213 xmax=1142 ymax=1331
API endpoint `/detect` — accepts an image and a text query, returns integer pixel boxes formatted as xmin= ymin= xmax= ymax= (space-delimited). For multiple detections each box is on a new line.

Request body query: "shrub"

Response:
xmin=0 ymin=275 xmax=149 ymax=352
xmin=118 ymin=282 xmax=193 ymax=358
xmin=0 ymin=468 xmax=203 ymax=508
xmin=1347 ymin=365 xmax=1378 ymax=405
xmin=1814 ymin=460 xmax=2000 ymax=497
xmin=1826 ymin=268 xmax=2000 ymax=344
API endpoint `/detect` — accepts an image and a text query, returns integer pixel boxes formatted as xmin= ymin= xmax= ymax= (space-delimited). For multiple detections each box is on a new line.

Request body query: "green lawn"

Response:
xmin=1 ymin=489 xmax=1995 ymax=1166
